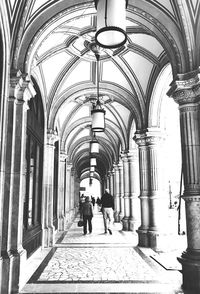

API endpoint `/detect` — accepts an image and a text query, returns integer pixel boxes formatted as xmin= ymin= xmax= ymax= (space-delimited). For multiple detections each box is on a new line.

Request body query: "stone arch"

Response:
xmin=148 ymin=63 xmax=173 ymax=129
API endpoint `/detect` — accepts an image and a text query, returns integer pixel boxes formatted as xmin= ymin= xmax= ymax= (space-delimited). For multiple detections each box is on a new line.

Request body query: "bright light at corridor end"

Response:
xmin=95 ymin=0 xmax=128 ymax=49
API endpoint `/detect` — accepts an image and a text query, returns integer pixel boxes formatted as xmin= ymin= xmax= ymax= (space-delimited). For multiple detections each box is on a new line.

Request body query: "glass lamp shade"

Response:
xmin=90 ymin=139 xmax=99 ymax=153
xmin=90 ymin=157 xmax=97 ymax=166
xmin=90 ymin=166 xmax=95 ymax=172
xmin=95 ymin=0 xmax=128 ymax=49
xmin=91 ymin=107 xmax=105 ymax=132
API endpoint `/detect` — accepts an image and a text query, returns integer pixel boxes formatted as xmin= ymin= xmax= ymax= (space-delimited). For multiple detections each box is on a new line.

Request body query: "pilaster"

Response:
xmin=113 ymin=163 xmax=120 ymax=222
xmin=121 ymin=152 xmax=130 ymax=231
xmin=42 ymin=129 xmax=59 ymax=247
xmin=58 ymin=152 xmax=68 ymax=230
xmin=128 ymin=149 xmax=140 ymax=232
xmin=134 ymin=129 xmax=168 ymax=250
xmin=65 ymin=163 xmax=72 ymax=224
xmin=118 ymin=160 xmax=124 ymax=221
xmin=70 ymin=168 xmax=75 ymax=217
xmin=168 ymin=73 xmax=200 ymax=292
xmin=1 ymin=71 xmax=36 ymax=294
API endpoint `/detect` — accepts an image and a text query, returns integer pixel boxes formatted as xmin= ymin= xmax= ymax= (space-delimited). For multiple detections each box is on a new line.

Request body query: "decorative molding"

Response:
xmin=9 ymin=70 xmax=36 ymax=102
xmin=167 ymin=74 xmax=200 ymax=105
xmin=47 ymin=128 xmax=59 ymax=145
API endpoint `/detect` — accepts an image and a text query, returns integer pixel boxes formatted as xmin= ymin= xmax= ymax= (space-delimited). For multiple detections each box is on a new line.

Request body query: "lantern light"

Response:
xmin=90 ymin=157 xmax=97 ymax=166
xmin=90 ymin=166 xmax=95 ymax=172
xmin=91 ymin=53 xmax=105 ymax=132
xmin=95 ymin=0 xmax=128 ymax=49
xmin=90 ymin=133 xmax=99 ymax=154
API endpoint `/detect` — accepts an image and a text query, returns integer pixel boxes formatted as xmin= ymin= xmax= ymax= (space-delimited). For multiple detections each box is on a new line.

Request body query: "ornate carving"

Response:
xmin=9 ymin=70 xmax=36 ymax=102
xmin=183 ymin=196 xmax=200 ymax=202
xmin=168 ymin=74 xmax=200 ymax=105
xmin=47 ymin=129 xmax=59 ymax=145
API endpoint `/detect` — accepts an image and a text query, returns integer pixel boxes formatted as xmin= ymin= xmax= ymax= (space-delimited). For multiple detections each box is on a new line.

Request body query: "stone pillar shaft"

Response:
xmin=58 ymin=152 xmax=67 ymax=230
xmin=122 ymin=153 xmax=130 ymax=230
xmin=1 ymin=72 xmax=36 ymax=294
xmin=168 ymin=74 xmax=200 ymax=291
xmin=135 ymin=129 xmax=167 ymax=249
xmin=65 ymin=163 xmax=72 ymax=223
xmin=113 ymin=164 xmax=120 ymax=221
xmin=42 ymin=130 xmax=58 ymax=247
xmin=128 ymin=150 xmax=140 ymax=232
xmin=118 ymin=161 xmax=124 ymax=220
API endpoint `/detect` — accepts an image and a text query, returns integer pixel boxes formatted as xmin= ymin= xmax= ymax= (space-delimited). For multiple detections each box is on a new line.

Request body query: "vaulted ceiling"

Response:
xmin=7 ymin=0 xmax=199 ymax=180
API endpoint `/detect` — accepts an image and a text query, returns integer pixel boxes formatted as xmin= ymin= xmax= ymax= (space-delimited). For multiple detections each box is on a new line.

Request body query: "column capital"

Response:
xmin=121 ymin=151 xmax=129 ymax=162
xmin=183 ymin=195 xmax=200 ymax=202
xmin=134 ymin=128 xmax=165 ymax=146
xmin=66 ymin=162 xmax=73 ymax=171
xmin=167 ymin=72 xmax=200 ymax=105
xmin=9 ymin=70 xmax=36 ymax=103
xmin=113 ymin=163 xmax=119 ymax=171
xmin=47 ymin=129 xmax=59 ymax=145
xmin=60 ymin=152 xmax=68 ymax=162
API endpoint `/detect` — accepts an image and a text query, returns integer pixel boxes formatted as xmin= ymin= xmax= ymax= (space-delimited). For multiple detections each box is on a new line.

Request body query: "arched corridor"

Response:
xmin=20 ymin=205 xmax=185 ymax=294
xmin=1 ymin=1 xmax=200 ymax=293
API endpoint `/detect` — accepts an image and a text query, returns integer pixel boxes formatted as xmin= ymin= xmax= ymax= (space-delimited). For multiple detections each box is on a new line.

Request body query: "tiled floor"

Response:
xmin=20 ymin=206 xmax=187 ymax=294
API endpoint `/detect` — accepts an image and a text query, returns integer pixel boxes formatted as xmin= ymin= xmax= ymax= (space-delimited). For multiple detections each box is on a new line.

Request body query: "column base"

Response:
xmin=148 ymin=230 xmax=172 ymax=252
xmin=118 ymin=212 xmax=124 ymax=221
xmin=137 ymin=228 xmax=149 ymax=247
xmin=137 ymin=228 xmax=171 ymax=250
xmin=43 ymin=226 xmax=55 ymax=247
xmin=129 ymin=218 xmax=139 ymax=232
xmin=1 ymin=248 xmax=27 ymax=294
xmin=122 ymin=217 xmax=129 ymax=231
xmin=58 ymin=216 xmax=65 ymax=231
xmin=178 ymin=251 xmax=200 ymax=292
xmin=114 ymin=211 xmax=120 ymax=222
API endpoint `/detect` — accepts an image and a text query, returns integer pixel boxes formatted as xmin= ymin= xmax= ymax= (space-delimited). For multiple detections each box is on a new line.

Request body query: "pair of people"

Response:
xmin=81 ymin=189 xmax=114 ymax=235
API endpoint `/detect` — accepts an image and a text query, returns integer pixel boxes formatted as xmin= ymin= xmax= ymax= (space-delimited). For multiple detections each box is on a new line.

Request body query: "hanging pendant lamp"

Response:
xmin=90 ymin=133 xmax=99 ymax=154
xmin=95 ymin=0 xmax=128 ymax=49
xmin=91 ymin=53 xmax=105 ymax=132
xmin=90 ymin=157 xmax=97 ymax=166
xmin=90 ymin=166 xmax=95 ymax=172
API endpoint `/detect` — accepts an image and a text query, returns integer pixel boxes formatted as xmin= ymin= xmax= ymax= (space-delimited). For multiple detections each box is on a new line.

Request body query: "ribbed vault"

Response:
xmin=10 ymin=0 xmax=197 ymax=182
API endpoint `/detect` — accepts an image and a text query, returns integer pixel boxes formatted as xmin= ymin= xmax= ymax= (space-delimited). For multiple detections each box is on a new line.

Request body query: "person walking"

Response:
xmin=100 ymin=188 xmax=114 ymax=235
xmin=81 ymin=196 xmax=94 ymax=235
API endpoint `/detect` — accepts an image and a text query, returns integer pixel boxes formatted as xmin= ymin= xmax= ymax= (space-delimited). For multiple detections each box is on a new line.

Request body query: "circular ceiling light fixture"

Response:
xmin=95 ymin=0 xmax=128 ymax=49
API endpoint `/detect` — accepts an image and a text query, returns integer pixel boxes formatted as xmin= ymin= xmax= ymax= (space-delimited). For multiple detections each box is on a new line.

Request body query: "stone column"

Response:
xmin=128 ymin=149 xmax=140 ymax=232
xmin=113 ymin=163 xmax=120 ymax=221
xmin=134 ymin=134 xmax=149 ymax=245
xmin=70 ymin=168 xmax=75 ymax=218
xmin=42 ymin=129 xmax=58 ymax=247
xmin=1 ymin=71 xmax=36 ymax=294
xmin=110 ymin=171 xmax=114 ymax=196
xmin=121 ymin=152 xmax=130 ymax=230
xmin=74 ymin=176 xmax=80 ymax=212
xmin=106 ymin=172 xmax=110 ymax=190
xmin=58 ymin=152 xmax=67 ymax=230
xmin=135 ymin=129 xmax=167 ymax=249
xmin=118 ymin=160 xmax=124 ymax=220
xmin=168 ymin=73 xmax=200 ymax=292
xmin=65 ymin=163 xmax=72 ymax=224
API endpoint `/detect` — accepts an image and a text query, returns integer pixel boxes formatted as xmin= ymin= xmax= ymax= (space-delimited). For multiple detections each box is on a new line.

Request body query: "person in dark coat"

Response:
xmin=81 ymin=196 xmax=93 ymax=235
xmin=100 ymin=188 xmax=114 ymax=234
